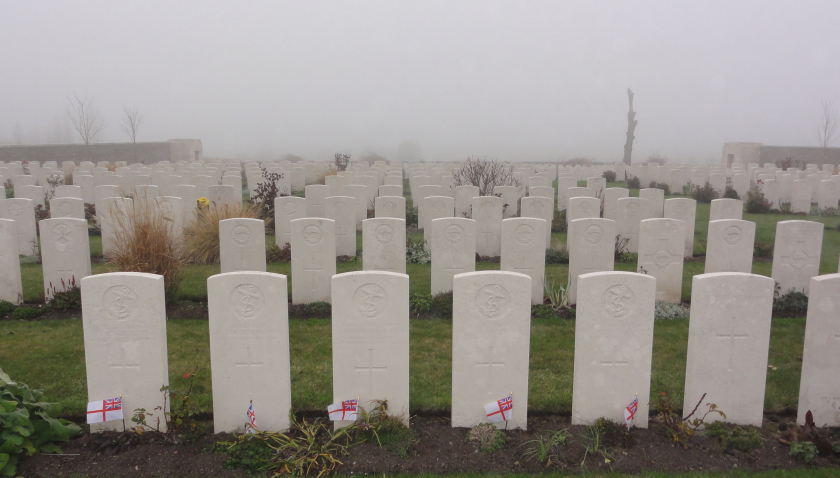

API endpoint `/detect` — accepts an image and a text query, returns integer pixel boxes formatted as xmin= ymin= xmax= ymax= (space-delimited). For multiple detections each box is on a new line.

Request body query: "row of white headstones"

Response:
xmin=73 ymin=267 xmax=840 ymax=435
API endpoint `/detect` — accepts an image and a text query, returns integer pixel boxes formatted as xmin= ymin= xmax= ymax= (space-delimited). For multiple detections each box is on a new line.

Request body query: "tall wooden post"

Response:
xmin=623 ymin=88 xmax=637 ymax=165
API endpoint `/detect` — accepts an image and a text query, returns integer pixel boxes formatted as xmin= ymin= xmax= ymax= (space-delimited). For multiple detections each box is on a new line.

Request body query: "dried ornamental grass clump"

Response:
xmin=183 ymin=201 xmax=264 ymax=265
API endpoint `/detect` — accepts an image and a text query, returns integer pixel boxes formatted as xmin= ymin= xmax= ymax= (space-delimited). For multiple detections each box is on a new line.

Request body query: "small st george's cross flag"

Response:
xmin=327 ymin=399 xmax=359 ymax=421
xmin=484 ymin=395 xmax=513 ymax=423
xmin=624 ymin=395 xmax=638 ymax=429
xmin=246 ymin=401 xmax=257 ymax=433
xmin=87 ymin=397 xmax=123 ymax=424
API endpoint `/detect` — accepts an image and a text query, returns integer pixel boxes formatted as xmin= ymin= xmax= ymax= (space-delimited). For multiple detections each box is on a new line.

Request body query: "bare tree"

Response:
xmin=452 ymin=157 xmax=520 ymax=196
xmin=67 ymin=92 xmax=106 ymax=144
xmin=120 ymin=106 xmax=143 ymax=143
xmin=815 ymin=99 xmax=838 ymax=147
xmin=622 ymin=88 xmax=637 ymax=165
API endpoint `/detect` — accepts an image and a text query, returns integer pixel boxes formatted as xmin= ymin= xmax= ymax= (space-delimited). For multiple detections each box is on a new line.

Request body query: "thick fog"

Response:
xmin=1 ymin=1 xmax=839 ymax=163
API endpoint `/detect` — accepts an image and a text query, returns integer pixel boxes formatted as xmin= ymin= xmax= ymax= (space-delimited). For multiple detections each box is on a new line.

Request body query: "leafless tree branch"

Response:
xmin=67 ymin=92 xmax=106 ymax=145
xmin=452 ymin=157 xmax=521 ymax=196
xmin=815 ymin=99 xmax=838 ymax=148
xmin=120 ymin=106 xmax=143 ymax=143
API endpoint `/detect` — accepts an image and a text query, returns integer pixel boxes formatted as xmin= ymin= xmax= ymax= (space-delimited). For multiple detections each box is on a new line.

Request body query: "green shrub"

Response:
xmin=430 ymin=292 xmax=453 ymax=319
xmin=746 ymin=186 xmax=773 ymax=214
xmin=602 ymin=170 xmax=616 ymax=182
xmin=406 ymin=206 xmax=418 ymax=228
xmin=690 ymin=182 xmax=719 ymax=203
xmin=0 ymin=300 xmax=14 ymax=318
xmin=627 ymin=176 xmax=640 ymax=189
xmin=649 ymin=181 xmax=671 ymax=195
xmin=753 ymin=241 xmax=774 ymax=259
xmin=723 ymin=186 xmax=740 ymax=200
xmin=551 ymin=209 xmax=567 ymax=233
xmin=0 ymin=368 xmax=82 ymax=476
xmin=11 ymin=306 xmax=45 ymax=321
xmin=288 ymin=301 xmax=331 ymax=319
xmin=406 ymin=237 xmax=431 ymax=264
xmin=705 ymin=421 xmax=763 ymax=453
xmin=545 ymin=247 xmax=569 ymax=264
xmin=266 ymin=243 xmax=291 ymax=262
xmin=773 ymin=289 xmax=808 ymax=318
xmin=46 ymin=277 xmax=81 ymax=311
xmin=790 ymin=441 xmax=819 ymax=463
xmin=468 ymin=423 xmax=505 ymax=453
xmin=531 ymin=304 xmax=559 ymax=319
xmin=654 ymin=300 xmax=690 ymax=320
xmin=409 ymin=294 xmax=434 ymax=315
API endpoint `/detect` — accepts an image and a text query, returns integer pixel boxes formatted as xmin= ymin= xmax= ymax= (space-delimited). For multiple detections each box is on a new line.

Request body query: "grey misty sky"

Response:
xmin=1 ymin=0 xmax=839 ymax=163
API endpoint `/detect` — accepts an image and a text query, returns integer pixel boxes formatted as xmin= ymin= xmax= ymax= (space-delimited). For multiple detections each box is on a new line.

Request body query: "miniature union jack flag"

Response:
xmin=86 ymin=397 xmax=123 ymax=424
xmin=484 ymin=395 xmax=513 ymax=423
xmin=327 ymin=399 xmax=359 ymax=421
xmin=624 ymin=395 xmax=638 ymax=429
xmin=246 ymin=401 xmax=257 ymax=433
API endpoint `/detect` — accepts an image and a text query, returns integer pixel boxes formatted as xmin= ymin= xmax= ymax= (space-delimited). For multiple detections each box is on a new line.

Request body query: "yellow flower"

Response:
xmin=197 ymin=197 xmax=210 ymax=209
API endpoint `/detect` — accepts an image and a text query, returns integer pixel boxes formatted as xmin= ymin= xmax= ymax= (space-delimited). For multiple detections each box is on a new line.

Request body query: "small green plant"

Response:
xmin=468 ymin=423 xmax=506 ymax=454
xmin=11 ymin=306 xmax=45 ymax=321
xmin=45 ymin=277 xmax=82 ymax=311
xmin=520 ymin=428 xmax=570 ymax=467
xmin=577 ymin=421 xmax=613 ymax=467
xmin=131 ymin=367 xmax=207 ymax=444
xmin=354 ymin=400 xmax=414 ymax=458
xmin=266 ymin=243 xmax=291 ymax=262
xmin=409 ymin=294 xmax=434 ymax=316
xmin=614 ymin=235 xmax=631 ymax=262
xmin=545 ymin=247 xmax=569 ymax=264
xmin=655 ymin=392 xmax=725 ymax=447
xmin=753 ymin=241 xmax=774 ymax=259
xmin=543 ymin=278 xmax=569 ymax=312
xmin=705 ymin=421 xmax=763 ymax=453
xmin=773 ymin=289 xmax=808 ymax=318
xmin=0 ymin=367 xmax=82 ymax=477
xmin=745 ymin=186 xmax=773 ymax=213
xmin=690 ymin=182 xmax=719 ymax=203
xmin=430 ymin=291 xmax=453 ymax=319
xmin=602 ymin=170 xmax=616 ymax=182
xmin=723 ymin=186 xmax=740 ymax=199
xmin=0 ymin=300 xmax=15 ymax=318
xmin=406 ymin=206 xmax=418 ymax=228
xmin=649 ymin=181 xmax=671 ymax=195
xmin=790 ymin=440 xmax=818 ymax=463
xmin=654 ymin=300 xmax=690 ymax=320
xmin=531 ymin=304 xmax=558 ymax=319
xmin=551 ymin=209 xmax=567 ymax=233
xmin=405 ymin=237 xmax=430 ymax=264
xmin=627 ymin=176 xmax=640 ymax=189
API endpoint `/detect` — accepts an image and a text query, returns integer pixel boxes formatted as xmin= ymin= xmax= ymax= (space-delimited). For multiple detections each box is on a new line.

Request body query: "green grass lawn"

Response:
xmin=0 ymin=316 xmax=806 ymax=419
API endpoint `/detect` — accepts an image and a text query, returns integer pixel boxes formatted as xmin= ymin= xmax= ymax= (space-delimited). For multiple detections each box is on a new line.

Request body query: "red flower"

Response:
xmin=183 ymin=373 xmax=190 ymax=378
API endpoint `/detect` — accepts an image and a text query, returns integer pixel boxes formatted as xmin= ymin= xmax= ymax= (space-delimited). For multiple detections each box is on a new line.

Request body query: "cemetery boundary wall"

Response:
xmin=0 ymin=139 xmax=202 ymax=165
xmin=722 ymin=142 xmax=840 ymax=168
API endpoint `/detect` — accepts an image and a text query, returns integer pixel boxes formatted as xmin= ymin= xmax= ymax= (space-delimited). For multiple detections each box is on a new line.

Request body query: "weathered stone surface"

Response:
xmin=374 ymin=195 xmax=406 ymax=221
xmin=572 ymin=271 xmax=655 ymax=427
xmin=451 ymin=271 xmax=531 ymax=429
xmin=220 ymin=218 xmax=267 ymax=273
xmin=663 ymin=198 xmax=697 ymax=258
xmin=520 ymin=196 xmax=553 ymax=246
xmin=493 ymin=186 xmax=519 ymax=218
xmin=637 ymin=218 xmax=685 ymax=302
xmin=304 ymin=185 xmax=330 ymax=218
xmin=790 ymin=180 xmax=812 ymax=214
xmin=431 ymin=218 xmax=476 ymax=295
xmin=291 ymin=218 xmax=336 ymax=304
xmin=0 ymin=219 xmax=23 ymax=304
xmin=705 ymin=220 xmax=756 ymax=274
xmin=771 ymin=220 xmax=823 ymax=295
xmin=472 ymin=196 xmax=503 ymax=257
xmin=274 ymin=196 xmax=307 ymax=248
xmin=568 ymin=219 xmax=616 ymax=305
xmin=454 ymin=185 xmax=479 ymax=219
xmin=49 ymin=197 xmax=85 ymax=219
xmin=556 ymin=177 xmax=578 ymax=211
xmin=208 ymin=272 xmax=291 ymax=433
xmin=40 ymin=218 xmax=92 ymax=300
xmin=797 ymin=273 xmax=840 ymax=426
xmin=0 ymin=198 xmax=37 ymax=256
xmin=332 ymin=271 xmax=410 ymax=427
xmin=325 ymin=196 xmax=357 ymax=256
xmin=616 ymin=197 xmax=649 ymax=253
xmin=81 ymin=272 xmax=169 ymax=432
xmin=500 ymin=218 xmax=547 ymax=304
xmin=639 ymin=188 xmax=664 ymax=218
xmin=683 ymin=273 xmax=774 ymax=426
xmin=603 ymin=188 xmax=629 ymax=222
xmin=566 ymin=197 xmax=600 ymax=224
xmin=362 ymin=218 xmax=406 ymax=274
xmin=378 ymin=185 xmax=403 ymax=198
xmin=422 ymin=196 xmax=455 ymax=249
xmin=710 ymin=199 xmax=743 ymax=221
xmin=342 ymin=184 xmax=369 ymax=231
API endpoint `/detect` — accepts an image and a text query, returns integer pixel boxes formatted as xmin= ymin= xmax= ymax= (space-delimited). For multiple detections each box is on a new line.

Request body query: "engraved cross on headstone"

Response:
xmin=304 ymin=257 xmax=324 ymax=274
xmin=235 ymin=346 xmax=264 ymax=368
xmin=480 ymin=226 xmax=494 ymax=242
xmin=716 ymin=316 xmax=749 ymax=372
xmin=600 ymin=344 xmax=629 ymax=366
xmin=109 ymin=343 xmax=140 ymax=372
xmin=780 ymin=239 xmax=818 ymax=271
xmin=354 ymin=348 xmax=387 ymax=395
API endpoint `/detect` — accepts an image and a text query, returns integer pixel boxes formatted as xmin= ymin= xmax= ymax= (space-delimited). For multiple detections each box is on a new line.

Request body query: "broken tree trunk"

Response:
xmin=622 ymin=88 xmax=637 ymax=165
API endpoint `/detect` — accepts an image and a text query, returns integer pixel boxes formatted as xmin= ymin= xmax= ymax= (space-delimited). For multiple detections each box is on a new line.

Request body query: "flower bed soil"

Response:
xmin=17 ymin=413 xmax=840 ymax=477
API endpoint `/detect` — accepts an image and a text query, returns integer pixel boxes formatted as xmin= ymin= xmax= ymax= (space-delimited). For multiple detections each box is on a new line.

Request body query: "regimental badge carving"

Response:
xmin=8 ymin=202 xmax=23 ymax=217
xmin=374 ymin=224 xmax=395 ymax=244
xmin=52 ymin=223 xmax=72 ymax=251
xmin=475 ymin=284 xmax=511 ymax=320
xmin=723 ymin=202 xmax=735 ymax=213
xmin=653 ymin=250 xmax=672 ymax=268
xmin=384 ymin=201 xmax=397 ymax=213
xmin=723 ymin=226 xmax=742 ymax=245
xmin=354 ymin=283 xmax=388 ymax=319
xmin=232 ymin=224 xmax=251 ymax=245
xmin=532 ymin=200 xmax=545 ymax=213
xmin=601 ymin=284 xmax=635 ymax=319
xmin=584 ymin=224 xmax=604 ymax=244
xmin=444 ymin=224 xmax=465 ymax=244
xmin=283 ymin=201 xmax=297 ymax=215
xmin=230 ymin=284 xmax=264 ymax=319
xmin=303 ymin=224 xmax=323 ymax=244
xmin=104 ymin=285 xmax=138 ymax=321
xmin=58 ymin=201 xmax=73 ymax=216
xmin=514 ymin=224 xmax=534 ymax=244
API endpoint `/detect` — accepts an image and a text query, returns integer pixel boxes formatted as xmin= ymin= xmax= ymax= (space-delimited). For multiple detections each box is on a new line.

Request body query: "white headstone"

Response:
xmin=683 ymin=273 xmax=774 ymax=426
xmin=616 ymin=197 xmax=649 ymax=253
xmin=362 ymin=218 xmax=406 ymax=274
xmin=638 ymin=188 xmax=664 ymax=218
xmin=472 ymin=196 xmax=503 ymax=257
xmin=493 ymin=186 xmax=519 ymax=218
xmin=790 ymin=180 xmax=812 ymax=214
xmin=49 ymin=197 xmax=85 ymax=219
xmin=208 ymin=271 xmax=291 ymax=433
xmin=637 ymin=218 xmax=685 ymax=303
xmin=454 ymin=185 xmax=479 ymax=218
xmin=709 ymin=199 xmax=743 ymax=221
xmin=0 ymin=198 xmax=37 ymax=256
xmin=500 ymin=218 xmax=547 ymax=304
xmin=572 ymin=271 xmax=655 ymax=427
xmin=771 ymin=220 xmax=823 ymax=295
xmin=40 ymin=218 xmax=91 ymax=300
xmin=274 ymin=197 xmax=307 ymax=248
xmin=220 ymin=218 xmax=267 ymax=273
xmin=374 ymin=196 xmax=406 ymax=221
xmin=331 ymin=271 xmax=410 ymax=427
xmin=431 ymin=218 xmax=476 ymax=295
xmin=305 ymin=185 xmax=330 ymax=218
xmin=451 ymin=271 xmax=531 ymax=429
xmin=0 ymin=219 xmax=23 ymax=304
xmin=603 ymin=188 xmax=629 ymax=222
xmin=567 ymin=197 xmax=600 ymax=224
xmin=520 ymin=196 xmax=553 ymax=246
xmin=796 ymin=273 xmax=840 ymax=427
xmin=568 ymin=219 xmax=616 ymax=305
xmin=663 ymin=198 xmax=696 ymax=258
xmin=324 ymin=196 xmax=357 ymax=257
xmin=291 ymin=218 xmax=336 ymax=304
xmin=705 ymin=220 xmax=756 ymax=274
xmin=81 ymin=273 xmax=169 ymax=432
xmin=422 ymin=196 xmax=455 ymax=249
